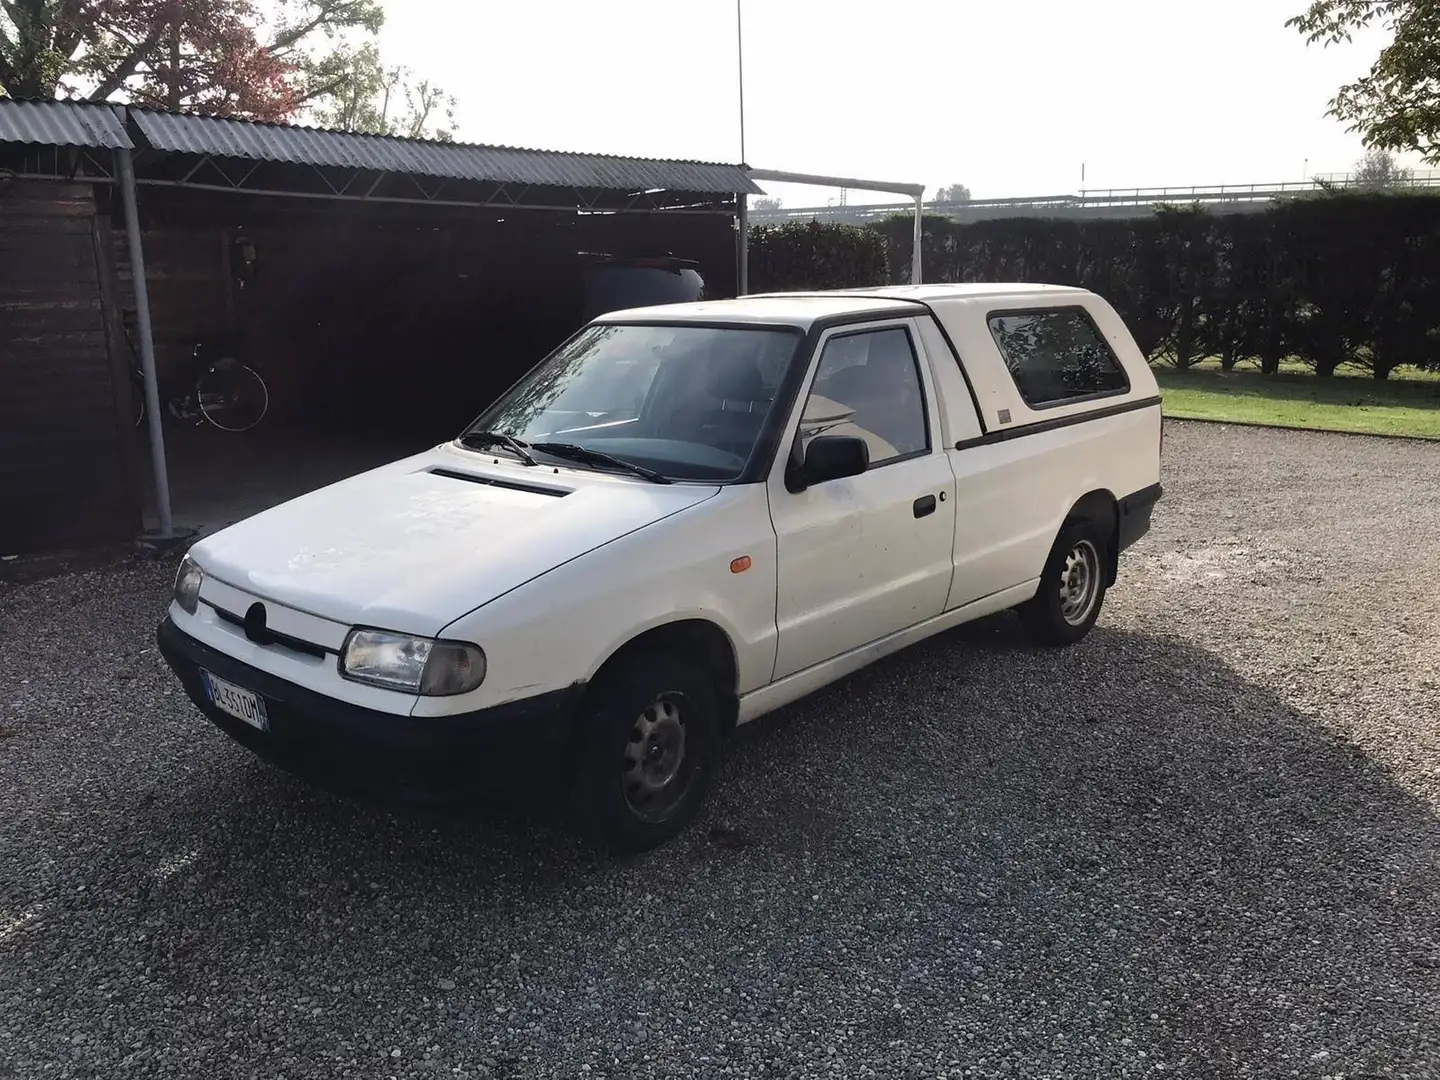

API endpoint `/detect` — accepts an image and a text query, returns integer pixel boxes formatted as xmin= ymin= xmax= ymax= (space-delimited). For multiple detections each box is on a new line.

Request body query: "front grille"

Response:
xmin=210 ymin=605 xmax=329 ymax=659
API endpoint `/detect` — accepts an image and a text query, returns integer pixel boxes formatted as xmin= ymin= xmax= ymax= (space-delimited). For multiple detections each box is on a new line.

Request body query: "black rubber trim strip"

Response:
xmin=953 ymin=394 xmax=1163 ymax=451
xmin=1121 ymin=482 xmax=1164 ymax=513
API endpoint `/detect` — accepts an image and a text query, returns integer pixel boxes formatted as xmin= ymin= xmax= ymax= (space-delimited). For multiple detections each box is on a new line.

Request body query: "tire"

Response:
xmin=1019 ymin=521 xmax=1109 ymax=647
xmin=197 ymin=358 xmax=269 ymax=432
xmin=568 ymin=651 xmax=720 ymax=853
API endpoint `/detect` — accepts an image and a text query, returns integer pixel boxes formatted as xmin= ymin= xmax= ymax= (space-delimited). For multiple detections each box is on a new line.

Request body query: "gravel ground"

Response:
xmin=2 ymin=420 xmax=1438 ymax=1080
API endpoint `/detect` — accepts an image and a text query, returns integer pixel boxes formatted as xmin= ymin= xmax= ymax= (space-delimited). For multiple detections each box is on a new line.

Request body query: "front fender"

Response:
xmin=412 ymin=486 xmax=779 ymax=717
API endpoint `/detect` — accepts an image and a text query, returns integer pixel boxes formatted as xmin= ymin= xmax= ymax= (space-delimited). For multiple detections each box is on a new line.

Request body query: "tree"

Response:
xmin=1351 ymin=146 xmax=1415 ymax=186
xmin=1289 ymin=0 xmax=1440 ymax=163
xmin=931 ymin=183 xmax=971 ymax=204
xmin=0 ymin=1 xmax=71 ymax=97
xmin=0 ymin=0 xmax=452 ymax=134
xmin=309 ymin=41 xmax=455 ymax=139
xmin=751 ymin=196 xmax=782 ymax=211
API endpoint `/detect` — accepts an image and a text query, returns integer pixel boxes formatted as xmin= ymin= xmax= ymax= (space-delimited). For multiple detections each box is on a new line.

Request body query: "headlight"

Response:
xmin=340 ymin=629 xmax=487 ymax=696
xmin=174 ymin=556 xmax=204 ymax=615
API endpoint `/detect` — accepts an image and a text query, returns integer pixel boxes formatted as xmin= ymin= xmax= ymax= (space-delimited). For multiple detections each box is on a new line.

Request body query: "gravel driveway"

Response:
xmin=2 ymin=421 xmax=1438 ymax=1079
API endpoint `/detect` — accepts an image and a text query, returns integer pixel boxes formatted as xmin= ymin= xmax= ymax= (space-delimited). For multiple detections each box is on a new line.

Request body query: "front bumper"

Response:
xmin=156 ymin=616 xmax=582 ymax=800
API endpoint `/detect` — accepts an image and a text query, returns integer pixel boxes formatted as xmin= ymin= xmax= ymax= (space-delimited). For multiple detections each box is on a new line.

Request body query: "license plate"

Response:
xmin=201 ymin=670 xmax=269 ymax=732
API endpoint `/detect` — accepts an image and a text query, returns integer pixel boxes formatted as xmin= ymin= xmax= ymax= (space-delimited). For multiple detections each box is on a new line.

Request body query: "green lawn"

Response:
xmin=1155 ymin=365 xmax=1440 ymax=440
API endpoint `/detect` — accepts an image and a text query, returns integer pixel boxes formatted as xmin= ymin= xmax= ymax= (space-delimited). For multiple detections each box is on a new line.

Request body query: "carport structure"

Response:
xmin=0 ymin=100 xmax=760 ymax=552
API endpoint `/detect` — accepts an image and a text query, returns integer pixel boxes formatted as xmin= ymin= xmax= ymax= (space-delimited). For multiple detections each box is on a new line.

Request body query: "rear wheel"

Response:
xmin=1019 ymin=521 xmax=1109 ymax=646
xmin=569 ymin=651 xmax=720 ymax=853
xmin=197 ymin=358 xmax=269 ymax=432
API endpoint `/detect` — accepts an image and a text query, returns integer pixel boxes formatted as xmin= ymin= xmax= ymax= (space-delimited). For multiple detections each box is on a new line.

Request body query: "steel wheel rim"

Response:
xmin=1058 ymin=539 xmax=1101 ymax=626
xmin=622 ymin=694 xmax=692 ymax=823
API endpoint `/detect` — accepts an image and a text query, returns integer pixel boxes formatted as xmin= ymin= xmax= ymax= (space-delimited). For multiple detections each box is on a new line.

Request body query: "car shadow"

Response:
xmin=6 ymin=615 xmax=1439 ymax=1074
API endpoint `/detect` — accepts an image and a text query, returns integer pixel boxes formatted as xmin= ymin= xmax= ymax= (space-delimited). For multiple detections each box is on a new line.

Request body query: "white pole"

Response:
xmin=737 ymin=195 xmax=749 ymax=295
xmin=911 ymin=194 xmax=923 ymax=285
xmin=116 ymin=146 xmax=177 ymax=538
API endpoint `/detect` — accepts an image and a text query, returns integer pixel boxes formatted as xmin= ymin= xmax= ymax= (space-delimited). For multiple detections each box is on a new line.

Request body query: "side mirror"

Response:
xmin=791 ymin=434 xmax=869 ymax=491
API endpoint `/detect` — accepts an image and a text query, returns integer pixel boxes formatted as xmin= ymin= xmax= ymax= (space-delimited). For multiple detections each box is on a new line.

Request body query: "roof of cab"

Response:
xmin=592 ymin=294 xmax=918 ymax=327
xmin=591 ymin=283 xmax=1093 ymax=328
xmin=827 ymin=283 xmax=1092 ymax=303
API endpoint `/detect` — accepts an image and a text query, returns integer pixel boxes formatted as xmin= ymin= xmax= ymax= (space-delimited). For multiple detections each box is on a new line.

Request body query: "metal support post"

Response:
xmin=116 ymin=146 xmax=180 ymax=540
xmin=912 ymin=194 xmax=924 ymax=285
xmin=737 ymin=194 xmax=749 ymax=295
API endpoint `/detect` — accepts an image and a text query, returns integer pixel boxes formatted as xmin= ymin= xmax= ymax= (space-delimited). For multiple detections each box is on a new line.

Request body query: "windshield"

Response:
xmin=464 ymin=322 xmax=802 ymax=481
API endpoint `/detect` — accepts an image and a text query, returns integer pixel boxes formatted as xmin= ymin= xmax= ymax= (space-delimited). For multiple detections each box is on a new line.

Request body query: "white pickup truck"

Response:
xmin=158 ymin=283 xmax=1163 ymax=851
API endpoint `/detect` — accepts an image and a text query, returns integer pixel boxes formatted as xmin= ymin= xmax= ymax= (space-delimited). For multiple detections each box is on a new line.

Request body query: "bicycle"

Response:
xmin=124 ymin=318 xmax=270 ymax=433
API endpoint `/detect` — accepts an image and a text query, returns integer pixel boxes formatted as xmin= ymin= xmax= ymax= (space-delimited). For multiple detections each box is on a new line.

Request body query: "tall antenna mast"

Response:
xmin=736 ymin=0 xmax=747 ymax=163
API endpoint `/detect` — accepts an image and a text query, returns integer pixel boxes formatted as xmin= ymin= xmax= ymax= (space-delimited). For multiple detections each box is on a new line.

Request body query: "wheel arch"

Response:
xmin=587 ymin=618 xmax=740 ymax=733
xmin=1063 ymin=488 xmax=1121 ymax=586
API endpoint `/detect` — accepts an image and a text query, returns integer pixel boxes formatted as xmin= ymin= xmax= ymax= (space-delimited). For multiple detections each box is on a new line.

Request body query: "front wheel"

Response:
xmin=197 ymin=359 xmax=269 ymax=432
xmin=568 ymin=652 xmax=720 ymax=853
xmin=1019 ymin=522 xmax=1109 ymax=646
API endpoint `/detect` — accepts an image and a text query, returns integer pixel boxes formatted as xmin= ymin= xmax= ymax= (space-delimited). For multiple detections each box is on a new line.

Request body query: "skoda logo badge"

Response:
xmin=244 ymin=602 xmax=269 ymax=644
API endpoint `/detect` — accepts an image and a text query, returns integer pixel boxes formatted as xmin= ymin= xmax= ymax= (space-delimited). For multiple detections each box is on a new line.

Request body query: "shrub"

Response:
xmin=866 ymin=193 xmax=1440 ymax=379
xmin=747 ymin=220 xmax=888 ymax=293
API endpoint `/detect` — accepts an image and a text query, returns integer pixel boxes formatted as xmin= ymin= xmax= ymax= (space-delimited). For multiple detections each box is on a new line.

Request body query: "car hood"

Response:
xmin=190 ymin=444 xmax=721 ymax=635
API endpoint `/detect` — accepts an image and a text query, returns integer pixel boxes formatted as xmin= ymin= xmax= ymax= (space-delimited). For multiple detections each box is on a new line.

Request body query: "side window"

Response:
xmin=799 ymin=327 xmax=928 ymax=467
xmin=987 ymin=308 xmax=1129 ymax=408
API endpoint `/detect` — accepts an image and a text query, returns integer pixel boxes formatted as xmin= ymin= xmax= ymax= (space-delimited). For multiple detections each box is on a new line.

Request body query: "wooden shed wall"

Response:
xmin=109 ymin=224 xmax=230 ymax=390
xmin=0 ymin=181 xmax=139 ymax=553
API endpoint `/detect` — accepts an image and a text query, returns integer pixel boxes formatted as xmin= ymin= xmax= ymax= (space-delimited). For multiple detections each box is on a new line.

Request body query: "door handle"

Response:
xmin=913 ymin=494 xmax=937 ymax=518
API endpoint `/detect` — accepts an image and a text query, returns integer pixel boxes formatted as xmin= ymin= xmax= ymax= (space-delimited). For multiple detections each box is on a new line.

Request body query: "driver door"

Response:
xmin=767 ymin=321 xmax=958 ymax=680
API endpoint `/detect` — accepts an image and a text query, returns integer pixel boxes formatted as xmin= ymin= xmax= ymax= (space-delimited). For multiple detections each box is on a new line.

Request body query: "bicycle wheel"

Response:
xmin=196 ymin=358 xmax=269 ymax=432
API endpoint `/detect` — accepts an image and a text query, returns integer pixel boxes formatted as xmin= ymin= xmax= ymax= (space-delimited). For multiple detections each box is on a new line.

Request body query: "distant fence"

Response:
xmin=752 ymin=173 xmax=1440 ymax=225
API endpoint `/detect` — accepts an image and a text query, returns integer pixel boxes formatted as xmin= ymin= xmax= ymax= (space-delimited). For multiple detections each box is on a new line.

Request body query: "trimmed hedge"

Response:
xmin=747 ymin=220 xmax=888 ymax=293
xmin=753 ymin=194 xmax=1440 ymax=378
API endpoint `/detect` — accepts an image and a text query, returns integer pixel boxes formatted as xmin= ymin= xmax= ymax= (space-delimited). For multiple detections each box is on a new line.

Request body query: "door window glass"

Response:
xmin=799 ymin=327 xmax=929 ymax=468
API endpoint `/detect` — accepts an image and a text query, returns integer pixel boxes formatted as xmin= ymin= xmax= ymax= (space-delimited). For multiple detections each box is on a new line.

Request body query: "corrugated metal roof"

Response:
xmin=0 ymin=99 xmax=133 ymax=149
xmin=128 ymin=109 xmax=761 ymax=195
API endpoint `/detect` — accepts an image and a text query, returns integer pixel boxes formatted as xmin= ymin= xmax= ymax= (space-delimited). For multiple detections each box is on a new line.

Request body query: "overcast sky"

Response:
xmin=376 ymin=0 xmax=1419 ymax=207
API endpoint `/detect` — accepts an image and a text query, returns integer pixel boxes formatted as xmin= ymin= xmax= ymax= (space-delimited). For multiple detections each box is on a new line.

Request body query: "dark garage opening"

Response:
xmin=108 ymin=188 xmax=741 ymax=440
xmin=108 ymin=190 xmax=742 ymax=533
xmin=0 ymin=99 xmax=756 ymax=550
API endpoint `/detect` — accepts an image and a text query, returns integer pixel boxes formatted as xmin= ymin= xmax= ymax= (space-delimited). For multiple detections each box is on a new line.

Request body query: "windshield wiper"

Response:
xmin=530 ymin=442 xmax=672 ymax=484
xmin=457 ymin=430 xmax=538 ymax=466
